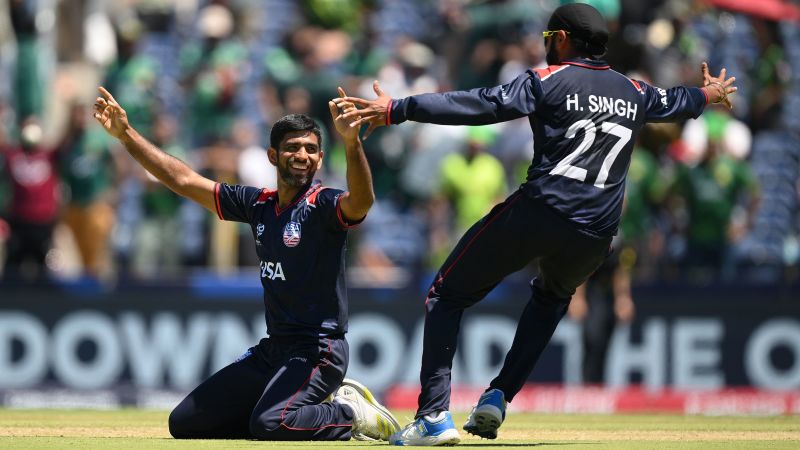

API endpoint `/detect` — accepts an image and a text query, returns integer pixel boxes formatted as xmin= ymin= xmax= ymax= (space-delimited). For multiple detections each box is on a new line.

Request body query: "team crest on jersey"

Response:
xmin=283 ymin=221 xmax=301 ymax=247
xmin=256 ymin=223 xmax=265 ymax=238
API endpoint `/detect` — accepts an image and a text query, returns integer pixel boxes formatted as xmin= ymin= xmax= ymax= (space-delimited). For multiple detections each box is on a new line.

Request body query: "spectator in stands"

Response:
xmin=182 ymin=4 xmax=246 ymax=147
xmin=2 ymin=116 xmax=61 ymax=281
xmin=131 ymin=114 xmax=186 ymax=277
xmin=59 ymin=102 xmax=117 ymax=278
xmin=440 ymin=126 xmax=506 ymax=235
xmin=568 ymin=243 xmax=634 ymax=384
xmin=422 ymin=126 xmax=506 ymax=269
xmin=619 ymin=143 xmax=670 ymax=279
xmin=10 ymin=0 xmax=43 ymax=119
xmin=103 ymin=18 xmax=159 ymax=140
xmin=671 ymin=112 xmax=761 ymax=278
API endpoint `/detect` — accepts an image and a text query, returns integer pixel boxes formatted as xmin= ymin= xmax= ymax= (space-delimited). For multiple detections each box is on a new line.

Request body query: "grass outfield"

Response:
xmin=1 ymin=409 xmax=798 ymax=449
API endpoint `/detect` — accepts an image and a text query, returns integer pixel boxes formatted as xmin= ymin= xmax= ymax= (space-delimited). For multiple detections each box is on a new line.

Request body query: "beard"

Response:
xmin=277 ymin=157 xmax=317 ymax=188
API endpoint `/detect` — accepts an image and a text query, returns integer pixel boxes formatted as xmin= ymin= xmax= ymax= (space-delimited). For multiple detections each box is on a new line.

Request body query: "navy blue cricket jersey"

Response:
xmin=214 ymin=181 xmax=361 ymax=337
xmin=389 ymin=57 xmax=708 ymax=238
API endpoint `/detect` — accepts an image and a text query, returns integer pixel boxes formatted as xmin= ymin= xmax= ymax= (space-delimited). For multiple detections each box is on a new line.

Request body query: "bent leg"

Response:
xmin=418 ymin=192 xmax=537 ymax=417
xmin=249 ymin=336 xmax=353 ymax=441
xmin=490 ymin=233 xmax=611 ymax=401
xmin=169 ymin=349 xmax=271 ymax=439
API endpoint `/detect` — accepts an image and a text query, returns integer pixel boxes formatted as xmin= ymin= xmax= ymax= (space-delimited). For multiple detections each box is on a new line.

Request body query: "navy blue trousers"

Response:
xmin=169 ymin=334 xmax=353 ymax=440
xmin=417 ymin=191 xmax=611 ymax=417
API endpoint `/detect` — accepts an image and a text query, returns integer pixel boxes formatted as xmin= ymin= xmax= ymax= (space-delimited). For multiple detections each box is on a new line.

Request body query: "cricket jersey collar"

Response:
xmin=562 ymin=57 xmax=610 ymax=70
xmin=274 ymin=181 xmax=321 ymax=215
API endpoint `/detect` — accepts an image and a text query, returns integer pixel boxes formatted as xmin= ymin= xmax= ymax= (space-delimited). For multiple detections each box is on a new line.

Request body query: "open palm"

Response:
xmin=701 ymin=62 xmax=737 ymax=109
xmin=93 ymin=87 xmax=130 ymax=139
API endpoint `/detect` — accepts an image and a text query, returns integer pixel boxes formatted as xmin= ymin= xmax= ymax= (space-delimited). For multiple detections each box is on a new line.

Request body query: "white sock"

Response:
xmin=424 ymin=411 xmax=446 ymax=422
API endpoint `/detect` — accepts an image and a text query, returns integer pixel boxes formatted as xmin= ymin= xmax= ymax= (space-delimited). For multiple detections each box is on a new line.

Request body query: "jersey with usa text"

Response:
xmin=214 ymin=181 xmax=360 ymax=337
xmin=389 ymin=57 xmax=708 ymax=238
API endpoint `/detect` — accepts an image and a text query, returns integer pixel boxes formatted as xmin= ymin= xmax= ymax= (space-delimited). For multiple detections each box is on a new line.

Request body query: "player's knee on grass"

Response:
xmin=168 ymin=404 xmax=192 ymax=439
xmin=248 ymin=410 xmax=283 ymax=440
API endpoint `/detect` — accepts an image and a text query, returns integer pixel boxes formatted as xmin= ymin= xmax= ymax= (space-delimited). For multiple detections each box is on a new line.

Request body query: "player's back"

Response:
xmin=522 ymin=59 xmax=704 ymax=238
xmin=387 ymin=57 xmax=706 ymax=238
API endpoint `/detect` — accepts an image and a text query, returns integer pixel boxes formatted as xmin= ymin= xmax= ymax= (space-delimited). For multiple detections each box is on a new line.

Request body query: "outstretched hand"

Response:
xmin=329 ymin=87 xmax=361 ymax=141
xmin=93 ymin=87 xmax=131 ymax=139
xmin=332 ymin=80 xmax=391 ymax=140
xmin=701 ymin=62 xmax=737 ymax=109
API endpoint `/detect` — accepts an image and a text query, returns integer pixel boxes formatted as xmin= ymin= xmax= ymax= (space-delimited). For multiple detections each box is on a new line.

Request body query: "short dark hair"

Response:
xmin=269 ymin=114 xmax=322 ymax=149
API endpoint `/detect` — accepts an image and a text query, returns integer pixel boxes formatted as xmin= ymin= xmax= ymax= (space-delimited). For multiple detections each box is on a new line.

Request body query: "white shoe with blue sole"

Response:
xmin=389 ymin=411 xmax=460 ymax=446
xmin=463 ymin=388 xmax=506 ymax=439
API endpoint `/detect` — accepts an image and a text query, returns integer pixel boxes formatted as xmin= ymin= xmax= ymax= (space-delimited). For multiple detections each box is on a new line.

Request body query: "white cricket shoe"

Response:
xmin=389 ymin=411 xmax=461 ymax=446
xmin=334 ymin=378 xmax=400 ymax=441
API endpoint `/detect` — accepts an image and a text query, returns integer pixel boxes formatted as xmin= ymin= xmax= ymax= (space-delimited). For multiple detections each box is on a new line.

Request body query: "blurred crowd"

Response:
xmin=0 ymin=0 xmax=797 ymax=287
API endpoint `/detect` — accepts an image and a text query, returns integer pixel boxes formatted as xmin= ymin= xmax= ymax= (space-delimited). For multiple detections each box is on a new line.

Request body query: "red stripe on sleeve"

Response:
xmin=336 ymin=193 xmax=364 ymax=229
xmin=385 ymin=99 xmax=393 ymax=125
xmin=628 ymin=78 xmax=643 ymax=93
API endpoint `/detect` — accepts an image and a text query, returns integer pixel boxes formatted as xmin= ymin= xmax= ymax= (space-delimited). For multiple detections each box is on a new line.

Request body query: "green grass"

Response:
xmin=1 ymin=409 xmax=798 ymax=449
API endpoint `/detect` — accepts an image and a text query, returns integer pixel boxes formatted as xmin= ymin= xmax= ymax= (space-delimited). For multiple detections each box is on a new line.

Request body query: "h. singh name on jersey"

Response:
xmin=565 ymin=93 xmax=638 ymax=121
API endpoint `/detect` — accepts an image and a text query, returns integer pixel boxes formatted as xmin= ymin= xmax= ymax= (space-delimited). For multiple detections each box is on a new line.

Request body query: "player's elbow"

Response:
xmin=352 ymin=193 xmax=375 ymax=217
xmin=346 ymin=206 xmax=371 ymax=224
xmin=362 ymin=191 xmax=376 ymax=211
xmin=171 ymin=172 xmax=198 ymax=197
xmin=171 ymin=172 xmax=188 ymax=190
xmin=343 ymin=205 xmax=372 ymax=226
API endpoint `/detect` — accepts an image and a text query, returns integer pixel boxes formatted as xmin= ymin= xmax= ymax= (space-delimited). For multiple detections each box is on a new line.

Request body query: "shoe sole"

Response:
xmin=392 ymin=428 xmax=461 ymax=446
xmin=341 ymin=379 xmax=401 ymax=433
xmin=463 ymin=405 xmax=502 ymax=439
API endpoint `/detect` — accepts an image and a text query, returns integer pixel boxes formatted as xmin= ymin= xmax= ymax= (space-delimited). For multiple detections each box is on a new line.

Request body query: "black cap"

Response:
xmin=547 ymin=3 xmax=609 ymax=54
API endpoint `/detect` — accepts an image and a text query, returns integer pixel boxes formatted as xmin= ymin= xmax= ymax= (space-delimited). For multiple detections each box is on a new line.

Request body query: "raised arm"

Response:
xmin=335 ymin=73 xmax=538 ymax=139
xmin=329 ymin=87 xmax=375 ymax=223
xmin=93 ymin=87 xmax=217 ymax=214
xmin=642 ymin=62 xmax=737 ymax=123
